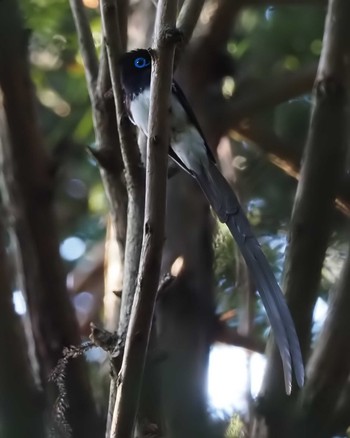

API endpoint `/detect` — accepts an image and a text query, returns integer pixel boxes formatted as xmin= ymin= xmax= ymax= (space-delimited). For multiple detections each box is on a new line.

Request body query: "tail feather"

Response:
xmin=194 ymin=161 xmax=304 ymax=393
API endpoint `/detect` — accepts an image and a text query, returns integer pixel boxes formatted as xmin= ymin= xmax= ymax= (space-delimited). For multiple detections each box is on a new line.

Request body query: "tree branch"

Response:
xmin=235 ymin=119 xmax=350 ymax=217
xmin=69 ymin=0 xmax=129 ymax=318
xmin=297 ymin=245 xmax=350 ymax=437
xmin=69 ymin=22 xmax=128 ymax=438
xmin=68 ymin=0 xmax=98 ymax=101
xmin=100 ymin=0 xmax=144 ymax=346
xmin=215 ymin=323 xmax=265 ymax=354
xmin=200 ymin=0 xmax=323 ymax=68
xmin=226 ymin=63 xmax=317 ymax=124
xmin=258 ymin=0 xmax=350 ymax=434
xmin=99 ymin=1 xmax=145 ymax=435
xmin=118 ymin=0 xmax=129 ymax=51
xmin=177 ymin=0 xmax=205 ymax=47
xmin=109 ymin=1 xmax=178 ymax=436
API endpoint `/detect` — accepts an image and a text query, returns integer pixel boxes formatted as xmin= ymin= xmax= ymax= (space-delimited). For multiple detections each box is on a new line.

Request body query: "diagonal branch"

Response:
xmin=109 ymin=1 xmax=178 ymax=436
xmin=177 ymin=0 xmax=205 ymax=47
xmin=227 ymin=63 xmax=317 ymax=123
xmin=205 ymin=0 xmax=324 ymax=63
xmin=69 ymin=0 xmax=98 ymax=100
xmin=215 ymin=323 xmax=265 ymax=354
xmin=234 ymin=119 xmax=350 ymax=217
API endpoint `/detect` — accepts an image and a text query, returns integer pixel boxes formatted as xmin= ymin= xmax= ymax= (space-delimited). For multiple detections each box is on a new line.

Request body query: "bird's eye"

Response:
xmin=134 ymin=57 xmax=150 ymax=69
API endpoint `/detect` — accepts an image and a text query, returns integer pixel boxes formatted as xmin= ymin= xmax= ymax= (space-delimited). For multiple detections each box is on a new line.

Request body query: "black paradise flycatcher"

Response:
xmin=119 ymin=48 xmax=304 ymax=394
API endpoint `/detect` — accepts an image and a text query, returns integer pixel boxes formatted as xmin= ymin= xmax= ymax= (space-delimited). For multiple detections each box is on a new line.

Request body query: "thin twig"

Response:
xmin=109 ymin=0 xmax=178 ymax=436
xmin=100 ymin=0 xmax=143 ymax=190
xmin=68 ymin=0 xmax=98 ymax=100
xmin=89 ymin=323 xmax=118 ymax=352
xmin=49 ymin=342 xmax=95 ymax=438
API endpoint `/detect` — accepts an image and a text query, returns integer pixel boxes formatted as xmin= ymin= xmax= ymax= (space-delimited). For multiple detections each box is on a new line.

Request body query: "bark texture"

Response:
xmin=0 ymin=1 xmax=100 ymax=436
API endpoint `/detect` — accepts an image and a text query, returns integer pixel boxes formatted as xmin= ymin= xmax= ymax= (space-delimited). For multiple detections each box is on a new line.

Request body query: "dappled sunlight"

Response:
xmin=208 ymin=345 xmax=266 ymax=417
xmin=170 ymin=255 xmax=185 ymax=277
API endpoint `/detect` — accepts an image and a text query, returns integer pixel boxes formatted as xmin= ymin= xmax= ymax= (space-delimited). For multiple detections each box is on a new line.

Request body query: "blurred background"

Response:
xmin=1 ymin=0 xmax=349 ymax=437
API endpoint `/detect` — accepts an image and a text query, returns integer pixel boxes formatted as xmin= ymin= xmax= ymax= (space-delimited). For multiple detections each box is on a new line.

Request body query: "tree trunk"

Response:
xmin=254 ymin=0 xmax=350 ymax=435
xmin=296 ymin=247 xmax=350 ymax=437
xmin=0 ymin=201 xmax=46 ymax=437
xmin=0 ymin=1 xmax=100 ymax=436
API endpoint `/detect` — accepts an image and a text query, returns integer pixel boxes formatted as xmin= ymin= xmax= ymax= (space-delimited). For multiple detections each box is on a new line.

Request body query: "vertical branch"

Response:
xmin=109 ymin=1 xmax=178 ymax=436
xmin=69 ymin=0 xmax=129 ymax=338
xmin=69 ymin=0 xmax=129 ymax=257
xmin=117 ymin=0 xmax=129 ymax=51
xmin=100 ymin=0 xmax=144 ymax=347
xmin=99 ymin=1 xmax=144 ymax=436
xmin=257 ymin=0 xmax=350 ymax=434
xmin=68 ymin=0 xmax=98 ymax=99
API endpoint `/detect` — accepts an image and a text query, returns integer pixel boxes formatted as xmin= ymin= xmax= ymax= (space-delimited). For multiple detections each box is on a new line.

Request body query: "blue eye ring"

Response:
xmin=134 ymin=56 xmax=150 ymax=69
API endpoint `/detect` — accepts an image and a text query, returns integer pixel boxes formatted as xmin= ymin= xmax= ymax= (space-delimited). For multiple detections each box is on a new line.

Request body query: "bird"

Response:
xmin=119 ymin=48 xmax=304 ymax=394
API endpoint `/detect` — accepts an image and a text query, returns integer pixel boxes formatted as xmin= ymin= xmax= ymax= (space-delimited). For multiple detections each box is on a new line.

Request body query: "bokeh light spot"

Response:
xmin=60 ymin=236 xmax=86 ymax=261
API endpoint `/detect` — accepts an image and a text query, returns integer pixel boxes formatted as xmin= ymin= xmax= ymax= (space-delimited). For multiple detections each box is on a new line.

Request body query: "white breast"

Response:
xmin=129 ymin=89 xmax=208 ymax=174
xmin=130 ymin=89 xmax=152 ymax=136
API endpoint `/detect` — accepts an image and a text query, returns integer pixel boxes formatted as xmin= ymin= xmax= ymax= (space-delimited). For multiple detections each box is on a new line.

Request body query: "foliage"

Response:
xmin=225 ymin=414 xmax=245 ymax=438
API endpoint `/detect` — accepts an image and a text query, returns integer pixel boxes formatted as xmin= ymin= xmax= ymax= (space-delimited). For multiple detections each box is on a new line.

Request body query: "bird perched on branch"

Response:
xmin=119 ymin=48 xmax=304 ymax=394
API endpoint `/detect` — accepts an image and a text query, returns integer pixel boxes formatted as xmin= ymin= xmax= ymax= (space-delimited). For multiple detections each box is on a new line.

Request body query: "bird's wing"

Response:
xmin=172 ymin=81 xmax=216 ymax=164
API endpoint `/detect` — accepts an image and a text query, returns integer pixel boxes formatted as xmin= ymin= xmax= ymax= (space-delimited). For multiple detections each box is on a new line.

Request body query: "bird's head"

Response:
xmin=119 ymin=49 xmax=152 ymax=96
